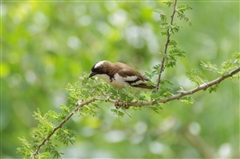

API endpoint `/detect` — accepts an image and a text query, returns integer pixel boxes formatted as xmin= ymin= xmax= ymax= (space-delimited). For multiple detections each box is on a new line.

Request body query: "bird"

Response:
xmin=89 ymin=60 xmax=156 ymax=90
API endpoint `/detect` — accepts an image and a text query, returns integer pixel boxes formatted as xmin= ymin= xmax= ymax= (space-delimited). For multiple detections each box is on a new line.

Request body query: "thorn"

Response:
xmin=122 ymin=109 xmax=132 ymax=118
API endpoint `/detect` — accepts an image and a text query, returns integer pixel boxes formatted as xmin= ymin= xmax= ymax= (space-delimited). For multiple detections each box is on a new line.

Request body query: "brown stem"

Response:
xmin=33 ymin=98 xmax=97 ymax=157
xmin=156 ymin=0 xmax=178 ymax=90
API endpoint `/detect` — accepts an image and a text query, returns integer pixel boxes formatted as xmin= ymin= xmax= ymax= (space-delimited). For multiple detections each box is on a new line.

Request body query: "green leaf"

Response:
xmin=180 ymin=96 xmax=194 ymax=104
xmin=160 ymin=13 xmax=167 ymax=22
xmin=208 ymin=84 xmax=219 ymax=93
xmin=155 ymin=10 xmax=167 ymax=22
xmin=56 ymin=128 xmax=76 ymax=146
xmin=168 ymin=24 xmax=180 ymax=35
xmin=176 ymin=4 xmax=192 ymax=25
xmin=17 ymin=137 xmax=33 ymax=158
xmin=164 ymin=1 xmax=173 ymax=7
xmin=111 ymin=109 xmax=124 ymax=117
xmin=187 ymin=69 xmax=205 ymax=85
xmin=233 ymin=52 xmax=240 ymax=61
xmin=147 ymin=105 xmax=162 ymax=113
xmin=60 ymin=104 xmax=70 ymax=114
xmin=200 ymin=61 xmax=218 ymax=72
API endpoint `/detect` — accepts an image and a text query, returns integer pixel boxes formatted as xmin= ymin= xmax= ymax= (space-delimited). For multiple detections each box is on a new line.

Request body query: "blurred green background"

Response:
xmin=1 ymin=1 xmax=239 ymax=158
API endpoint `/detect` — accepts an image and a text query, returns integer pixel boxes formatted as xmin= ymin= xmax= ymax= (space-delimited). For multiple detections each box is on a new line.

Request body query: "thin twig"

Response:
xmin=156 ymin=0 xmax=178 ymax=90
xmin=108 ymin=66 xmax=240 ymax=107
xmin=33 ymin=98 xmax=97 ymax=157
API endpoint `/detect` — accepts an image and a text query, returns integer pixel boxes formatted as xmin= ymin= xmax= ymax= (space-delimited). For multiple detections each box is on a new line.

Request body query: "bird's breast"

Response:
xmin=96 ymin=73 xmax=126 ymax=88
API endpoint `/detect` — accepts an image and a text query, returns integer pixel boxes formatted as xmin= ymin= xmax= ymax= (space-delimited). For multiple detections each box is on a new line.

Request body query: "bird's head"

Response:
xmin=89 ymin=60 xmax=111 ymax=78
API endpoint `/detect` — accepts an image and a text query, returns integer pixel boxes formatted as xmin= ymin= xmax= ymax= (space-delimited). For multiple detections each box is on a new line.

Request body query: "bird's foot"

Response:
xmin=114 ymin=100 xmax=131 ymax=118
xmin=114 ymin=100 xmax=121 ymax=109
xmin=114 ymin=100 xmax=129 ymax=109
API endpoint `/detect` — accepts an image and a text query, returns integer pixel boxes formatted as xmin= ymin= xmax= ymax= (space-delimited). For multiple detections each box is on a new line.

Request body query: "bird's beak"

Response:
xmin=89 ymin=72 xmax=97 ymax=78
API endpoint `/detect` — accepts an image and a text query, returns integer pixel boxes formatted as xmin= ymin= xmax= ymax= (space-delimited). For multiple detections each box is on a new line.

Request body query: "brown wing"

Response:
xmin=114 ymin=62 xmax=144 ymax=78
xmin=114 ymin=62 xmax=155 ymax=89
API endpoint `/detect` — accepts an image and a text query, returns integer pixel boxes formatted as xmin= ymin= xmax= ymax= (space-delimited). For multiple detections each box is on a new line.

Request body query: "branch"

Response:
xmin=182 ymin=127 xmax=217 ymax=158
xmin=32 ymin=66 xmax=239 ymax=157
xmin=34 ymin=98 xmax=97 ymax=157
xmin=156 ymin=0 xmax=178 ymax=90
xmin=108 ymin=66 xmax=240 ymax=108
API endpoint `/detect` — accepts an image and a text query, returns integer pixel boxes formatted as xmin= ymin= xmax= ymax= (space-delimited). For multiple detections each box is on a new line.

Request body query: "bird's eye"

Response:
xmin=93 ymin=68 xmax=105 ymax=74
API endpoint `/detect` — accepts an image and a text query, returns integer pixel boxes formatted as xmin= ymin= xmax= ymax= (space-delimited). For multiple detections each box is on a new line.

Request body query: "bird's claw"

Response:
xmin=114 ymin=100 xmax=129 ymax=109
xmin=114 ymin=100 xmax=119 ymax=109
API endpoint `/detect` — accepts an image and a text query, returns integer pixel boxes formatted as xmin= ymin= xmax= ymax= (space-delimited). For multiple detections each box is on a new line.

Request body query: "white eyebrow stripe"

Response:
xmin=94 ymin=61 xmax=105 ymax=69
xmin=123 ymin=76 xmax=138 ymax=81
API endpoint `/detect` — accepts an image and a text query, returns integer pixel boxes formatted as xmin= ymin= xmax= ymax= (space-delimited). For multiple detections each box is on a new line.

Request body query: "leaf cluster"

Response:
xmin=17 ymin=108 xmax=75 ymax=158
xmin=187 ymin=52 xmax=240 ymax=93
xmin=176 ymin=4 xmax=192 ymax=25
xmin=17 ymin=74 xmax=107 ymax=158
xmin=201 ymin=52 xmax=240 ymax=75
xmin=165 ymin=40 xmax=186 ymax=68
